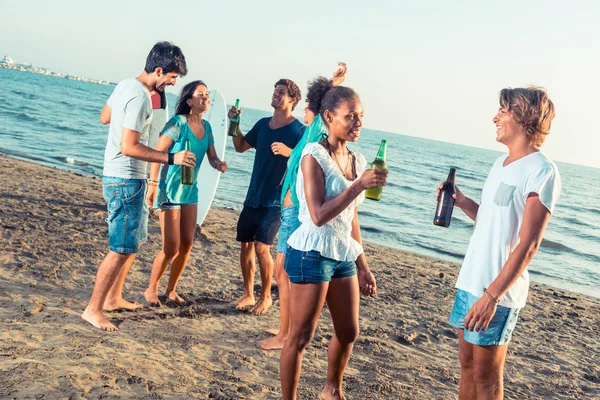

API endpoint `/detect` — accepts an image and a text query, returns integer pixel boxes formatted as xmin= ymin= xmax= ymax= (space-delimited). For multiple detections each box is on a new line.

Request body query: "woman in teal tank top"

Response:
xmin=145 ymin=81 xmax=227 ymax=307
xmin=260 ymin=63 xmax=348 ymax=350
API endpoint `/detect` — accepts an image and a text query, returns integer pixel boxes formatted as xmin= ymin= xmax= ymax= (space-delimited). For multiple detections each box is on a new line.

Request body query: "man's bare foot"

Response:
xmin=144 ymin=289 xmax=162 ymax=307
xmin=259 ymin=333 xmax=287 ymax=350
xmin=265 ymin=327 xmax=280 ymax=336
xmin=103 ymin=298 xmax=143 ymax=312
xmin=251 ymin=296 xmax=272 ymax=315
xmin=81 ymin=308 xmax=119 ymax=332
xmin=231 ymin=295 xmax=256 ymax=309
xmin=165 ymin=291 xmax=189 ymax=307
xmin=321 ymin=384 xmax=345 ymax=400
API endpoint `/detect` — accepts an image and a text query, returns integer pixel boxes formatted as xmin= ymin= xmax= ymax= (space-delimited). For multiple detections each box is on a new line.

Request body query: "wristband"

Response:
xmin=168 ymin=153 xmax=174 ymax=165
xmin=483 ymin=288 xmax=500 ymax=304
xmin=148 ymin=179 xmax=158 ymax=183
xmin=148 ymin=181 xmax=158 ymax=187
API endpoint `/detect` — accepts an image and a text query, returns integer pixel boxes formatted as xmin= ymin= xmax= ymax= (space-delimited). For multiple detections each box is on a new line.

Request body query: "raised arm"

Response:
xmin=228 ymin=106 xmax=252 ymax=153
xmin=302 ymin=154 xmax=386 ymax=227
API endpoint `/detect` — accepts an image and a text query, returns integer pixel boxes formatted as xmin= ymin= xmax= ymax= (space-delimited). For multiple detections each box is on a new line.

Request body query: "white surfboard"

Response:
xmin=196 ymin=90 xmax=227 ymax=226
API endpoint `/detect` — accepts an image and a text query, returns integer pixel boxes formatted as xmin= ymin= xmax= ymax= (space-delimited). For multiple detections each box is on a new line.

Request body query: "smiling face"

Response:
xmin=493 ymin=107 xmax=522 ymax=145
xmin=324 ymin=96 xmax=364 ymax=143
xmin=187 ymin=84 xmax=210 ymax=113
xmin=271 ymin=85 xmax=295 ymax=111
xmin=153 ymin=68 xmax=179 ymax=92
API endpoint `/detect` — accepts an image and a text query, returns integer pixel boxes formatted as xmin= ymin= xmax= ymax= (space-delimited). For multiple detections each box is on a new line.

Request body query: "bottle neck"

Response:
xmin=447 ymin=169 xmax=456 ymax=184
xmin=375 ymin=143 xmax=387 ymax=161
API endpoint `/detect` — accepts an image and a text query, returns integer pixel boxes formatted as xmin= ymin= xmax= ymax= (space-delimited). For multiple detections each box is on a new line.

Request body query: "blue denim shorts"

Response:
xmin=276 ymin=206 xmax=300 ymax=253
xmin=102 ymin=177 xmax=148 ymax=254
xmin=284 ymin=247 xmax=357 ymax=283
xmin=449 ymin=289 xmax=521 ymax=346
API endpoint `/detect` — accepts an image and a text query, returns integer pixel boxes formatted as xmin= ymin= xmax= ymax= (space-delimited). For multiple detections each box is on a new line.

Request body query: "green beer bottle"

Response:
xmin=228 ymin=99 xmax=241 ymax=137
xmin=181 ymin=137 xmax=194 ymax=185
xmin=365 ymin=139 xmax=387 ymax=201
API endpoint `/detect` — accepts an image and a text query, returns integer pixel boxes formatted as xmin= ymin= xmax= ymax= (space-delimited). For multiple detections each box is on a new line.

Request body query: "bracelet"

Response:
xmin=148 ymin=181 xmax=158 ymax=187
xmin=483 ymin=288 xmax=500 ymax=304
xmin=148 ymin=179 xmax=158 ymax=183
xmin=349 ymin=184 xmax=361 ymax=196
xmin=168 ymin=153 xmax=174 ymax=165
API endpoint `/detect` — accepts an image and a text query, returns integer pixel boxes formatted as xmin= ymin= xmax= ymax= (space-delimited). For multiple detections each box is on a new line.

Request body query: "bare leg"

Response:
xmin=458 ymin=329 xmax=476 ymax=400
xmin=280 ymin=282 xmax=329 ymax=400
xmin=260 ymin=252 xmax=290 ymax=349
xmin=82 ymin=251 xmax=135 ymax=331
xmin=232 ymin=241 xmax=256 ymax=309
xmin=472 ymin=342 xmax=509 ymax=400
xmin=165 ymin=205 xmax=197 ymax=305
xmin=320 ymin=276 xmax=360 ymax=400
xmin=251 ymin=241 xmax=274 ymax=315
xmin=144 ymin=209 xmax=180 ymax=307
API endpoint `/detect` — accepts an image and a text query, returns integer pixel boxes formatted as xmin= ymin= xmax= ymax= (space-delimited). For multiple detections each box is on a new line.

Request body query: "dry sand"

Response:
xmin=0 ymin=155 xmax=598 ymax=399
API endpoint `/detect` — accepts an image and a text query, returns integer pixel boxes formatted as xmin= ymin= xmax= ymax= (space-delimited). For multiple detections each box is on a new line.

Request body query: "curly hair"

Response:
xmin=274 ymin=79 xmax=301 ymax=110
xmin=305 ymin=77 xmax=358 ymax=128
xmin=499 ymin=87 xmax=555 ymax=146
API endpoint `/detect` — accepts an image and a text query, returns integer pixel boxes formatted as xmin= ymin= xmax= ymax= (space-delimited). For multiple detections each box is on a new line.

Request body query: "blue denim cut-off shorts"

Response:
xmin=276 ymin=206 xmax=300 ymax=254
xmin=284 ymin=247 xmax=357 ymax=283
xmin=449 ymin=289 xmax=521 ymax=346
xmin=102 ymin=177 xmax=149 ymax=254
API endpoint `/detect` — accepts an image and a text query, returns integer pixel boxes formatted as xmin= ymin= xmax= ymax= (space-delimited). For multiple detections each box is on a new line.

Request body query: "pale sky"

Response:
xmin=1 ymin=0 xmax=598 ymax=168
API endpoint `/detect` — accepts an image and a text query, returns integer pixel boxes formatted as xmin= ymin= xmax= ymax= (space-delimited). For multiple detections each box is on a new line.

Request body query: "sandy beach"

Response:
xmin=0 ymin=154 xmax=598 ymax=399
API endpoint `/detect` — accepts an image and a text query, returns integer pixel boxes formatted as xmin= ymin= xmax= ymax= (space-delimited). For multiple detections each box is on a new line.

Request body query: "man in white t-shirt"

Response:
xmin=81 ymin=42 xmax=195 ymax=332
xmin=441 ymin=87 xmax=561 ymax=399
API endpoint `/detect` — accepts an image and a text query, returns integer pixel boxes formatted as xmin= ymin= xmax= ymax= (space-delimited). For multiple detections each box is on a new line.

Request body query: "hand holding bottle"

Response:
xmin=173 ymin=150 xmax=196 ymax=167
xmin=436 ymin=182 xmax=466 ymax=208
xmin=227 ymin=105 xmax=242 ymax=120
xmin=356 ymin=168 xmax=388 ymax=191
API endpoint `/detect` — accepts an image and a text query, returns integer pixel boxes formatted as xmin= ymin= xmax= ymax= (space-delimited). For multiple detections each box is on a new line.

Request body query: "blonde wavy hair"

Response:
xmin=499 ymin=87 xmax=555 ymax=146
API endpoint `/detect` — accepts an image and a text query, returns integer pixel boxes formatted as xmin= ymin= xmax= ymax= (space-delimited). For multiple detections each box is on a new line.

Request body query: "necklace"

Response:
xmin=324 ymin=138 xmax=352 ymax=177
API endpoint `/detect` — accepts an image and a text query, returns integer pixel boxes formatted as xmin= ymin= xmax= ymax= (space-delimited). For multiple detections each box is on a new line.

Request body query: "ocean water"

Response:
xmin=1 ymin=68 xmax=598 ymax=298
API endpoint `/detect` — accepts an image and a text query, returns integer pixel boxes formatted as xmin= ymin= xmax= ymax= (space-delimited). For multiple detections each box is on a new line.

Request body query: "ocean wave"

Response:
xmin=10 ymin=89 xmax=37 ymax=100
xmin=540 ymin=238 xmax=572 ymax=252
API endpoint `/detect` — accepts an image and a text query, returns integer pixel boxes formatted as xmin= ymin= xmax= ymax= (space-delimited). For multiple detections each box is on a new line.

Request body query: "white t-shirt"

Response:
xmin=103 ymin=78 xmax=153 ymax=179
xmin=456 ymin=152 xmax=561 ymax=308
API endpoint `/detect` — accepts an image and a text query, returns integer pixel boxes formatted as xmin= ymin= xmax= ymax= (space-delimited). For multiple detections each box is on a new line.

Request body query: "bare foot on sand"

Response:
xmin=321 ymin=385 xmax=345 ymax=400
xmin=251 ymin=296 xmax=272 ymax=315
xmin=265 ymin=327 xmax=280 ymax=336
xmin=259 ymin=333 xmax=287 ymax=350
xmin=81 ymin=308 xmax=119 ymax=332
xmin=103 ymin=298 xmax=143 ymax=312
xmin=166 ymin=291 xmax=189 ymax=307
xmin=144 ymin=289 xmax=162 ymax=307
xmin=231 ymin=295 xmax=256 ymax=309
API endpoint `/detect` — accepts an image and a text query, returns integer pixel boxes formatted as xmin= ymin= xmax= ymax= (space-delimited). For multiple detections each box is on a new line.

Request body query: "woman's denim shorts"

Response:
xmin=102 ymin=177 xmax=148 ymax=254
xmin=284 ymin=247 xmax=357 ymax=283
xmin=276 ymin=206 xmax=301 ymax=254
xmin=449 ymin=289 xmax=521 ymax=346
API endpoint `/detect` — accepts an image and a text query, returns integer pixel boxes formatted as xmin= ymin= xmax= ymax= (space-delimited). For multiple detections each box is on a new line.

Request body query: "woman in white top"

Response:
xmin=279 ymin=80 xmax=388 ymax=400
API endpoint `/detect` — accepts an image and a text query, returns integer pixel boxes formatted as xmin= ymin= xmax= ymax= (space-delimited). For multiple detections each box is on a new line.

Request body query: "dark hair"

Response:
xmin=274 ymin=78 xmax=302 ymax=110
xmin=499 ymin=87 xmax=555 ymax=146
xmin=306 ymin=77 xmax=358 ymax=127
xmin=144 ymin=41 xmax=188 ymax=76
xmin=175 ymin=80 xmax=207 ymax=115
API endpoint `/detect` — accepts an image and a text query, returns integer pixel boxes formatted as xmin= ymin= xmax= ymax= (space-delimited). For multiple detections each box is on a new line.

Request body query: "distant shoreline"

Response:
xmin=0 ymin=61 xmax=115 ymax=86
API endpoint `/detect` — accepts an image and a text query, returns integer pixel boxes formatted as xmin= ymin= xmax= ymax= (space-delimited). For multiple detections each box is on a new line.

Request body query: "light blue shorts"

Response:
xmin=276 ymin=206 xmax=300 ymax=254
xmin=102 ymin=177 xmax=148 ymax=254
xmin=284 ymin=248 xmax=357 ymax=284
xmin=449 ymin=289 xmax=520 ymax=346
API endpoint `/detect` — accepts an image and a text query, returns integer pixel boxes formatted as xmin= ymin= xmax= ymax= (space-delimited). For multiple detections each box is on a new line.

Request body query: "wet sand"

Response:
xmin=0 ymin=155 xmax=598 ymax=399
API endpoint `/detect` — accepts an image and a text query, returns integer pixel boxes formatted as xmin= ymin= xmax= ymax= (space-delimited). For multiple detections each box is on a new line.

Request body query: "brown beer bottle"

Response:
xmin=434 ymin=167 xmax=456 ymax=227
xmin=228 ymin=99 xmax=240 ymax=137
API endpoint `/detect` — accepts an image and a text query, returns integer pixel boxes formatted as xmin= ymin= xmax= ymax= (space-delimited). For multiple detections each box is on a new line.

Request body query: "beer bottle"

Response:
xmin=365 ymin=139 xmax=387 ymax=201
xmin=434 ymin=167 xmax=456 ymax=227
xmin=228 ymin=99 xmax=241 ymax=137
xmin=181 ymin=137 xmax=194 ymax=185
